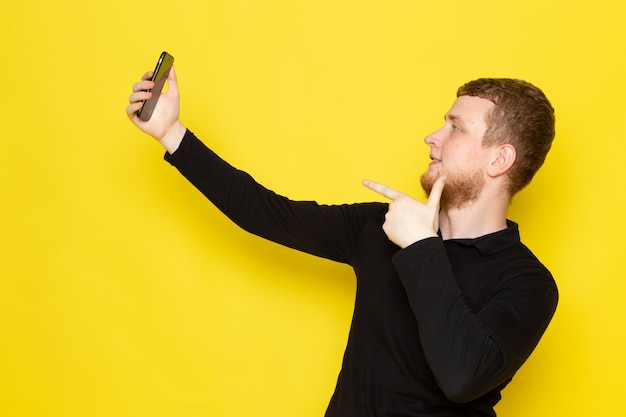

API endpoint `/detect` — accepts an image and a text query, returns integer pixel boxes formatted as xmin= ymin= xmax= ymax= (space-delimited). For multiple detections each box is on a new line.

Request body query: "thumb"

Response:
xmin=427 ymin=175 xmax=446 ymax=208
xmin=166 ymin=65 xmax=179 ymax=96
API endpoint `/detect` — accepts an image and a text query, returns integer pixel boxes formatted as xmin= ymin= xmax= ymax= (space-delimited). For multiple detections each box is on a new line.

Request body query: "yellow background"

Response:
xmin=1 ymin=1 xmax=625 ymax=416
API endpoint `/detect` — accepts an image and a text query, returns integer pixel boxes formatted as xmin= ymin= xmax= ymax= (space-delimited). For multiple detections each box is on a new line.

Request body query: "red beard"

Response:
xmin=420 ymin=168 xmax=485 ymax=210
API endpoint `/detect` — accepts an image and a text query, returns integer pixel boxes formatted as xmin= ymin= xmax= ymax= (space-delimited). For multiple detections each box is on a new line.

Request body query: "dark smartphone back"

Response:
xmin=138 ymin=51 xmax=175 ymax=121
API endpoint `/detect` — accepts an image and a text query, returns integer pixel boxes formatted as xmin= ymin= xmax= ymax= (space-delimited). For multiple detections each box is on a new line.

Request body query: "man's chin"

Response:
xmin=423 ymin=168 xmax=484 ymax=210
xmin=420 ymin=171 xmax=439 ymax=196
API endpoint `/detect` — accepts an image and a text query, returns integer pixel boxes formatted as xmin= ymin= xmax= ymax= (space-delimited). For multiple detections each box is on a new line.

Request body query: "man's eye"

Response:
xmin=451 ymin=125 xmax=460 ymax=131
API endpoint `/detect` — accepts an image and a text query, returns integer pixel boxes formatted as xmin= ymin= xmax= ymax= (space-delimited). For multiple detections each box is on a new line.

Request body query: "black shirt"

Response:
xmin=165 ymin=130 xmax=558 ymax=417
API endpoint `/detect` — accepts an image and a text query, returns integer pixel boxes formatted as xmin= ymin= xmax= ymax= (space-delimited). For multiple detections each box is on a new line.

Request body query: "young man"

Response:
xmin=127 ymin=68 xmax=558 ymax=417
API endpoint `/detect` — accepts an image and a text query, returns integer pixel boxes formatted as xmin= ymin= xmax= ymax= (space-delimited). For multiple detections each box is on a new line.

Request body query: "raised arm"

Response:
xmin=126 ymin=69 xmax=384 ymax=265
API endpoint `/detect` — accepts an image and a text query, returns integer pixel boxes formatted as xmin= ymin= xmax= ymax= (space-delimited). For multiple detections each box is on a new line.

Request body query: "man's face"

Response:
xmin=420 ymin=95 xmax=495 ymax=209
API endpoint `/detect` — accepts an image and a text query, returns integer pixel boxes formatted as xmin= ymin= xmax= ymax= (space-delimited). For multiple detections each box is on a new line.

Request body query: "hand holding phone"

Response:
xmin=137 ymin=51 xmax=175 ymax=121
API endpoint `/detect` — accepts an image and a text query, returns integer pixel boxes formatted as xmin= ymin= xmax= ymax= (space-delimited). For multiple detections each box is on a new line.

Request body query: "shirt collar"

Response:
xmin=440 ymin=220 xmax=521 ymax=255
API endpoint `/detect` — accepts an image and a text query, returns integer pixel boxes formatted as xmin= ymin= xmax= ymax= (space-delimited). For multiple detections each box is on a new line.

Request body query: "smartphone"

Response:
xmin=137 ymin=51 xmax=175 ymax=121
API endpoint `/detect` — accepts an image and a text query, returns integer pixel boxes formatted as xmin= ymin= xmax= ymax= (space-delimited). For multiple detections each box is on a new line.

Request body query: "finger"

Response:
xmin=362 ymin=179 xmax=404 ymax=201
xmin=426 ymin=175 xmax=446 ymax=207
xmin=128 ymin=90 xmax=151 ymax=106
xmin=142 ymin=71 xmax=154 ymax=81
xmin=165 ymin=65 xmax=178 ymax=96
xmin=132 ymin=79 xmax=155 ymax=94
xmin=126 ymin=101 xmax=144 ymax=120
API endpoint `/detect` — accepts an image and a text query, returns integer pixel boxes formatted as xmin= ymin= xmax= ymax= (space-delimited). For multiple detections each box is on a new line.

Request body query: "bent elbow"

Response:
xmin=439 ymin=375 xmax=481 ymax=404
xmin=437 ymin=371 xmax=505 ymax=404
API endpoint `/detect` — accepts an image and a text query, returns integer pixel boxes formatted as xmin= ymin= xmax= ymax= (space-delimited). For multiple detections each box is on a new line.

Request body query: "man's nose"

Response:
xmin=424 ymin=127 xmax=443 ymax=146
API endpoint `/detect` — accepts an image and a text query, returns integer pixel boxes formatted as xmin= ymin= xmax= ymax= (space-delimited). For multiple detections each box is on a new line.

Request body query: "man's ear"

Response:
xmin=487 ymin=144 xmax=516 ymax=177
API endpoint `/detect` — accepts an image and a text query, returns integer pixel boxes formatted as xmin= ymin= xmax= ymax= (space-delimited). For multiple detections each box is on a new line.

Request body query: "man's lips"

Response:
xmin=429 ymin=155 xmax=442 ymax=166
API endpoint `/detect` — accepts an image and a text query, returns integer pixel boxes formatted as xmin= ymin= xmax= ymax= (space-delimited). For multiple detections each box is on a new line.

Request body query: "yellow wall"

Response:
xmin=2 ymin=1 xmax=624 ymax=416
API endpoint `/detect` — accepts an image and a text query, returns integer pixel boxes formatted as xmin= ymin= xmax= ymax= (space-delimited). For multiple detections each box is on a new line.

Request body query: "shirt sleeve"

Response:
xmin=392 ymin=237 xmax=558 ymax=403
xmin=164 ymin=129 xmax=383 ymax=264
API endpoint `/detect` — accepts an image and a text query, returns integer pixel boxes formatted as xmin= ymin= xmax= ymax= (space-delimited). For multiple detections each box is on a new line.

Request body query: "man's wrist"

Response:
xmin=159 ymin=121 xmax=186 ymax=155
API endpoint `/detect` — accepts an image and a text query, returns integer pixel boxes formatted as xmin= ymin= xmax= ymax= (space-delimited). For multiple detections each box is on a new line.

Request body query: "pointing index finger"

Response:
xmin=363 ymin=179 xmax=404 ymax=201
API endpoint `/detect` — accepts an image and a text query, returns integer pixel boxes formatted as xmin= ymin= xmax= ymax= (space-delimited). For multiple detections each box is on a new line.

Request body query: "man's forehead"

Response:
xmin=446 ymin=95 xmax=495 ymax=121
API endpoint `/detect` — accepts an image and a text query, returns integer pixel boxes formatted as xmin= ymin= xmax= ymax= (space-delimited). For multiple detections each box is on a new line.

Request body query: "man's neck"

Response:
xmin=438 ymin=198 xmax=509 ymax=240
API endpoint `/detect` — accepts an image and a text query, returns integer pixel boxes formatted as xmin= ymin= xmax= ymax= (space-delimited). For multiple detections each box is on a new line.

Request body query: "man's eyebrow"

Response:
xmin=445 ymin=113 xmax=464 ymax=123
